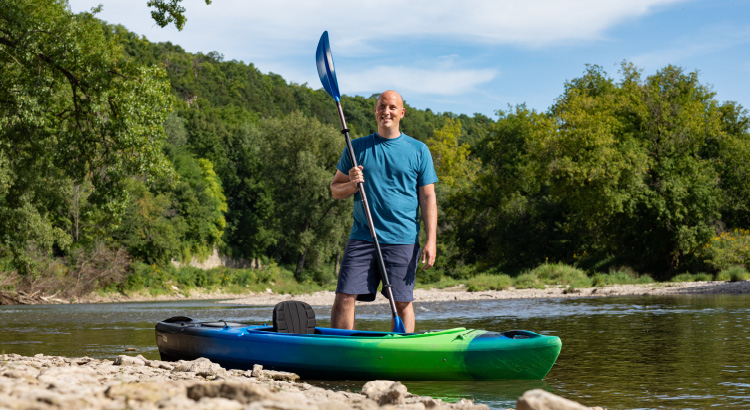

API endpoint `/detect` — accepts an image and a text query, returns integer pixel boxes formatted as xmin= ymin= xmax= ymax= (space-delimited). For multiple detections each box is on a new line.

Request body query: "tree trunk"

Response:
xmin=295 ymin=249 xmax=307 ymax=281
xmin=334 ymin=249 xmax=340 ymax=277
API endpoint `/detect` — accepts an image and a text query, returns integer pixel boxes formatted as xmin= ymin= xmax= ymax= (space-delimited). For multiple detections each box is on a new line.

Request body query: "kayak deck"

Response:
xmin=155 ymin=317 xmax=561 ymax=380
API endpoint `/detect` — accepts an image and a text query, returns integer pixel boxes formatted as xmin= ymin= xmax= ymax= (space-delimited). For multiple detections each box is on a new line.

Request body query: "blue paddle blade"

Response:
xmin=316 ymin=31 xmax=341 ymax=101
xmin=393 ymin=316 xmax=406 ymax=333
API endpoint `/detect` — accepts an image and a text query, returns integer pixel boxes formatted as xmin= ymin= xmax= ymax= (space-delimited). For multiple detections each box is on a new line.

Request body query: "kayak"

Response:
xmin=154 ymin=317 xmax=561 ymax=380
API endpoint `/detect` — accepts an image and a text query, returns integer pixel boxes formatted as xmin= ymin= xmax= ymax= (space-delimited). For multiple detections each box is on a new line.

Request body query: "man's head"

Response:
xmin=375 ymin=90 xmax=405 ymax=137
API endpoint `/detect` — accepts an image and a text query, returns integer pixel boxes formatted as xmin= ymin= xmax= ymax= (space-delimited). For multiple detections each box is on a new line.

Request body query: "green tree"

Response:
xmin=115 ymin=178 xmax=183 ymax=264
xmin=170 ymin=154 xmax=227 ymax=262
xmin=147 ymin=0 xmax=212 ymax=30
xmin=260 ymin=112 xmax=351 ymax=280
xmin=0 ymin=0 xmax=173 ymax=272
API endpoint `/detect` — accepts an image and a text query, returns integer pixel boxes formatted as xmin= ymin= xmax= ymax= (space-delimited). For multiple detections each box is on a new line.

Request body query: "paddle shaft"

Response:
xmin=335 ymin=100 xmax=401 ymax=320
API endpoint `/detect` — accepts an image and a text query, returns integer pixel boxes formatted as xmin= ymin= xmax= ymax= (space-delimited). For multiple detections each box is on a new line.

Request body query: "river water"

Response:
xmin=2 ymin=294 xmax=750 ymax=409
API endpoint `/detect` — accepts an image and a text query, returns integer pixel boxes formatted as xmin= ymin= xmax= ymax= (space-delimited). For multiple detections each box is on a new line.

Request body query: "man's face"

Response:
xmin=375 ymin=92 xmax=405 ymax=132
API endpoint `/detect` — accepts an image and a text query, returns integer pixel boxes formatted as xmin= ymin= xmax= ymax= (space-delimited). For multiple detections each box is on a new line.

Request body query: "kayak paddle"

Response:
xmin=315 ymin=31 xmax=407 ymax=334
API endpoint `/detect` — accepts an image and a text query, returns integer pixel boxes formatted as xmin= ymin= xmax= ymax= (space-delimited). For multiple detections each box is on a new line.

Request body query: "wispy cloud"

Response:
xmin=73 ymin=0 xmax=689 ymax=53
xmin=342 ymin=66 xmax=498 ymax=97
xmin=631 ymin=23 xmax=750 ymax=69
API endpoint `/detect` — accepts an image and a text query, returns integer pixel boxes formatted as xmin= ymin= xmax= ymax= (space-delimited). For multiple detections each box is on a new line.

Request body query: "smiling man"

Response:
xmin=329 ymin=90 xmax=438 ymax=333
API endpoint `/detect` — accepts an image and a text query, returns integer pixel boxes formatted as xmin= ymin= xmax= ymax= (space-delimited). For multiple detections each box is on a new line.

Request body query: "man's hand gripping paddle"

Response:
xmin=316 ymin=31 xmax=406 ymax=334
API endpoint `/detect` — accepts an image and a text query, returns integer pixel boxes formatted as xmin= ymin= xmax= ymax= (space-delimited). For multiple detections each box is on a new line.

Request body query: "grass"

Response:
xmin=670 ymin=272 xmax=715 ymax=283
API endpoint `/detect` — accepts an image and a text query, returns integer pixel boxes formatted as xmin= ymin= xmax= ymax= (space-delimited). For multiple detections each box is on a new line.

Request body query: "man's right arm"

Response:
xmin=330 ymin=166 xmax=363 ymax=199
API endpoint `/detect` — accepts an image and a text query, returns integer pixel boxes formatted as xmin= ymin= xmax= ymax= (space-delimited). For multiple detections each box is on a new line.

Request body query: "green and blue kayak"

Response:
xmin=155 ymin=317 xmax=561 ymax=380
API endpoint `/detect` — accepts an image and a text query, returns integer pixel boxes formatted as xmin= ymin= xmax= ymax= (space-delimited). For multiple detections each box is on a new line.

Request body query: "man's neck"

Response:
xmin=377 ymin=127 xmax=401 ymax=139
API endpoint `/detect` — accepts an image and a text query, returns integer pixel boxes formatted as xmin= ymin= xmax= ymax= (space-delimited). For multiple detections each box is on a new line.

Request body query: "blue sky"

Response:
xmin=67 ymin=0 xmax=749 ymax=118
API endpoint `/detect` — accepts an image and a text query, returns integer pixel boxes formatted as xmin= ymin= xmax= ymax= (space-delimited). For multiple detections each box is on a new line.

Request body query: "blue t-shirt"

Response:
xmin=336 ymin=132 xmax=438 ymax=244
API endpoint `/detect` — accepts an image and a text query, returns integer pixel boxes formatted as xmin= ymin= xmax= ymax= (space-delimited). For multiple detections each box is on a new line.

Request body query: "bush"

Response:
xmin=514 ymin=272 xmax=545 ymax=289
xmin=418 ymin=267 xmax=444 ymax=284
xmin=592 ymin=270 xmax=655 ymax=286
xmin=695 ymin=229 xmax=750 ymax=271
xmin=716 ymin=266 xmax=750 ymax=282
xmin=466 ymin=273 xmax=513 ymax=292
xmin=527 ymin=263 xmax=592 ymax=288
xmin=671 ymin=272 xmax=714 ymax=282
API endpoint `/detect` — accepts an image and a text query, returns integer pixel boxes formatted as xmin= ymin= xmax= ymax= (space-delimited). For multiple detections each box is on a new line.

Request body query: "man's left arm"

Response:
xmin=418 ymin=183 xmax=437 ymax=270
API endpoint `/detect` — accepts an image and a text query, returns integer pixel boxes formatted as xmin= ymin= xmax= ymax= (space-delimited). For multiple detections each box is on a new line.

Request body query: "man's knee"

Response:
xmin=333 ymin=293 xmax=357 ymax=311
xmin=394 ymin=301 xmax=412 ymax=312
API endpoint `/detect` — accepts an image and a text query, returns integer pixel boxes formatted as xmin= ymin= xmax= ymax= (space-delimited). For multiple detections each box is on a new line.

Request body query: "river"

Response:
xmin=2 ymin=294 xmax=750 ymax=409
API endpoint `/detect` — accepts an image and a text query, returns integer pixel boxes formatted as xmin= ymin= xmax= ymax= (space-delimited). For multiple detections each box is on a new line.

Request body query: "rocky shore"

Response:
xmin=0 ymin=353 xmax=600 ymax=410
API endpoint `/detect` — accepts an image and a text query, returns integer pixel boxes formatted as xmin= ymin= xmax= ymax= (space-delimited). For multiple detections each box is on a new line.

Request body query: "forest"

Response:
xmin=2 ymin=0 xmax=749 ymax=300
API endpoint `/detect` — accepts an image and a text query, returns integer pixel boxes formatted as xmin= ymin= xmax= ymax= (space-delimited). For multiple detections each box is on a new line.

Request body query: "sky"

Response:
xmin=67 ymin=0 xmax=750 ymax=118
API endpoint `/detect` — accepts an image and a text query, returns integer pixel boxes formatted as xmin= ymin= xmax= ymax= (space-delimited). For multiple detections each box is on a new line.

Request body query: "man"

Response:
xmin=329 ymin=90 xmax=437 ymax=333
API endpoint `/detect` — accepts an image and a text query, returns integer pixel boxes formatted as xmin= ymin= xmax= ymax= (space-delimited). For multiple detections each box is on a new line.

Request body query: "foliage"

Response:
xmin=591 ymin=269 xmax=654 ymax=286
xmin=259 ymin=112 xmax=352 ymax=280
xmin=446 ymin=63 xmax=748 ymax=277
xmin=465 ymin=273 xmax=513 ymax=292
xmin=0 ymin=0 xmax=173 ymax=273
xmin=670 ymin=272 xmax=714 ymax=282
xmin=147 ymin=0 xmax=212 ymax=30
xmin=426 ymin=118 xmax=479 ymax=192
xmin=526 ymin=263 xmax=592 ymax=288
xmin=715 ymin=266 xmax=750 ymax=282
xmin=694 ymin=229 xmax=750 ymax=272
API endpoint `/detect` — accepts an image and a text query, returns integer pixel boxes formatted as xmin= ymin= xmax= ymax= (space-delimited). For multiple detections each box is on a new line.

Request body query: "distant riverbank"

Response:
xmin=69 ymin=280 xmax=750 ymax=306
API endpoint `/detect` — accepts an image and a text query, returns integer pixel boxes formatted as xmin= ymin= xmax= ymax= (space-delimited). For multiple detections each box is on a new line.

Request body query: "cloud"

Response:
xmin=342 ymin=66 xmax=499 ymax=97
xmin=71 ymin=0 xmax=689 ymax=53
xmin=630 ymin=23 xmax=750 ymax=69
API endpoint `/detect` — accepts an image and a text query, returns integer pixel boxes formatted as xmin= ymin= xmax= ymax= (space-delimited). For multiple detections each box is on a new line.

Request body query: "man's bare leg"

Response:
xmin=393 ymin=301 xmax=415 ymax=333
xmin=331 ymin=293 xmax=357 ymax=329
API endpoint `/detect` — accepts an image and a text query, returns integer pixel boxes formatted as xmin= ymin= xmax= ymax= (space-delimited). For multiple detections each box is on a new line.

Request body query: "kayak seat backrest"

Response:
xmin=272 ymin=300 xmax=316 ymax=334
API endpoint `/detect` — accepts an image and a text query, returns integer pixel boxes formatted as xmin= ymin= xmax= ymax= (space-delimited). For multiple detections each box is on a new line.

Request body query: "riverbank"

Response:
xmin=71 ymin=279 xmax=750 ymax=306
xmin=5 ymin=279 xmax=750 ymax=306
xmin=0 ymin=353 xmax=601 ymax=410
xmin=222 ymin=280 xmax=750 ymax=307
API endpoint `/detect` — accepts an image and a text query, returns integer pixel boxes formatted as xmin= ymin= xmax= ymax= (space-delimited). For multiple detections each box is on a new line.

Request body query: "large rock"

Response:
xmin=517 ymin=389 xmax=602 ymax=410
xmin=113 ymin=354 xmax=146 ymax=366
xmin=172 ymin=357 xmax=227 ymax=379
xmin=187 ymin=380 xmax=276 ymax=404
xmin=106 ymin=381 xmax=187 ymax=404
xmin=361 ymin=380 xmax=408 ymax=405
xmin=37 ymin=366 xmax=100 ymax=394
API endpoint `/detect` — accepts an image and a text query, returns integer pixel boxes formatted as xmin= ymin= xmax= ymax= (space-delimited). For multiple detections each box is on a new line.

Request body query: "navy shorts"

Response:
xmin=336 ymin=239 xmax=420 ymax=302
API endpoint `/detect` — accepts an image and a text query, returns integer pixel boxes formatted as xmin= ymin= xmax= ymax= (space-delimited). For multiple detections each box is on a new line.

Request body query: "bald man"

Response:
xmin=329 ymin=90 xmax=438 ymax=333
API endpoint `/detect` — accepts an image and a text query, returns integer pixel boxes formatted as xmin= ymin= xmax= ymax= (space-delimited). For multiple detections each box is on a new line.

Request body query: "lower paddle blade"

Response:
xmin=393 ymin=316 xmax=406 ymax=333
xmin=315 ymin=31 xmax=341 ymax=101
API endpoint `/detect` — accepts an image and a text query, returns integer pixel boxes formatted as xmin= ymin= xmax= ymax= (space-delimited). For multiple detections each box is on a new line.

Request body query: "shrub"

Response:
xmin=466 ymin=273 xmax=513 ymax=292
xmin=418 ymin=267 xmax=444 ymax=284
xmin=514 ymin=272 xmax=545 ymax=289
xmin=694 ymin=229 xmax=750 ymax=271
xmin=527 ymin=263 xmax=592 ymax=288
xmin=671 ymin=272 xmax=714 ymax=282
xmin=716 ymin=266 xmax=750 ymax=282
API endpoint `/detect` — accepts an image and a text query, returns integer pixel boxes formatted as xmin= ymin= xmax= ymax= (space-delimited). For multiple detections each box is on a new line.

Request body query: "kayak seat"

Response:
xmin=273 ymin=300 xmax=316 ymax=334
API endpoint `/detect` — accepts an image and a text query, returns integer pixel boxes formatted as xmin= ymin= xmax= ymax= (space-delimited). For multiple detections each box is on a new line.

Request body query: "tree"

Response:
xmin=260 ymin=112 xmax=351 ymax=279
xmin=147 ymin=0 xmax=212 ymax=31
xmin=0 ymin=0 xmax=173 ymax=272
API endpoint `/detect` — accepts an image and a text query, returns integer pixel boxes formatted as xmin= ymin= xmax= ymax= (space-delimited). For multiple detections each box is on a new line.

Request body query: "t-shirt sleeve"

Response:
xmin=336 ymin=146 xmax=352 ymax=174
xmin=417 ymin=145 xmax=439 ymax=187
